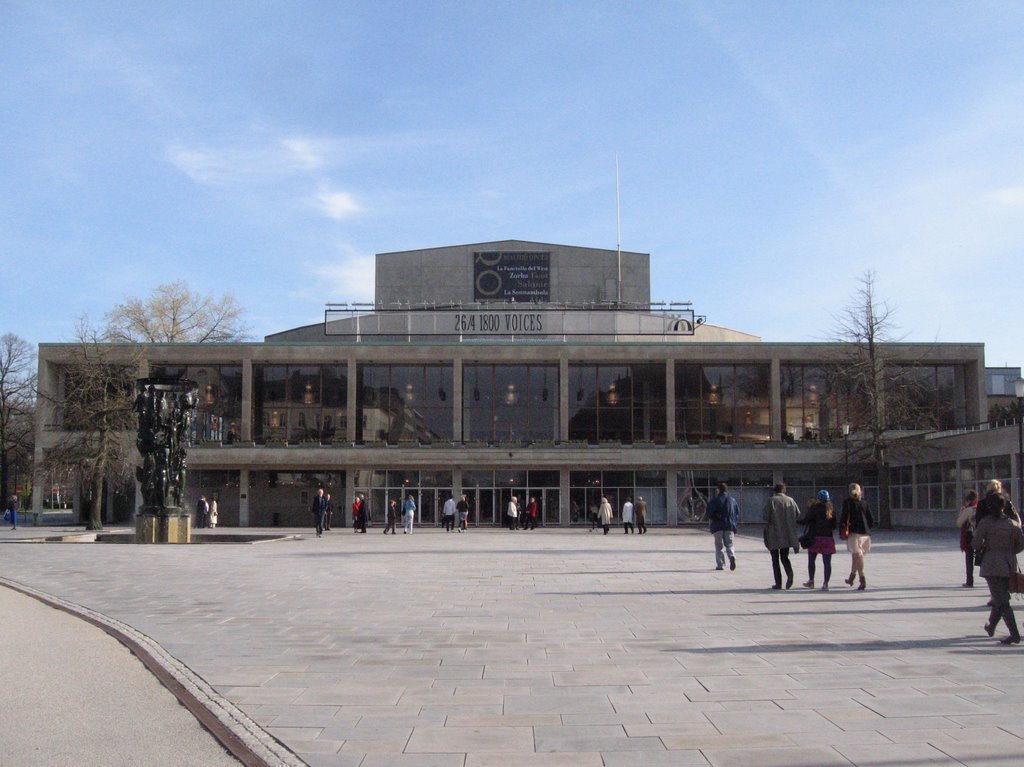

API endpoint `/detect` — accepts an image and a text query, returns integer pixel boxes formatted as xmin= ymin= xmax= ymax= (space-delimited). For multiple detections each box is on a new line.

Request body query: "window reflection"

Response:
xmin=253 ymin=365 xmax=347 ymax=444
xmin=568 ymin=363 xmax=665 ymax=443
xmin=356 ymin=364 xmax=453 ymax=443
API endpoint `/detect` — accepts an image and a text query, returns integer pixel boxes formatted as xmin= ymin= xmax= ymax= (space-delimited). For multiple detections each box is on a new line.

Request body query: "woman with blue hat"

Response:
xmin=797 ymin=489 xmax=838 ymax=590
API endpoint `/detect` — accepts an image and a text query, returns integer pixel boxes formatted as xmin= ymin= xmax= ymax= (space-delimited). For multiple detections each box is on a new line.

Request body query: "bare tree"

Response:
xmin=0 ymin=333 xmax=36 ymax=502
xmin=41 ymin=321 xmax=139 ymax=530
xmin=832 ymin=271 xmax=938 ymax=528
xmin=104 ymin=281 xmax=250 ymax=343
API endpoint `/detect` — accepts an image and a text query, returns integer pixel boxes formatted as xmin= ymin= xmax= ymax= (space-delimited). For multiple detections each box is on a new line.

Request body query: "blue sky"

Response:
xmin=2 ymin=1 xmax=1023 ymax=366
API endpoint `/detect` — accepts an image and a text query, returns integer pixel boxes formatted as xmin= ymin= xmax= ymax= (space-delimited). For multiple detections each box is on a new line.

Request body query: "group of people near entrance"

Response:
xmin=311 ymin=489 xmax=474 ymax=536
xmin=707 ymin=481 xmax=876 ymax=592
xmin=957 ymin=479 xmax=1024 ymax=645
xmin=503 ymin=496 xmax=540 ymax=530
xmin=589 ymin=496 xmax=649 ymax=534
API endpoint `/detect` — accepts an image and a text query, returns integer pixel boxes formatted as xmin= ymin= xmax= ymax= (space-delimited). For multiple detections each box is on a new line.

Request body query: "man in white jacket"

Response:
xmin=621 ymin=497 xmax=635 ymax=534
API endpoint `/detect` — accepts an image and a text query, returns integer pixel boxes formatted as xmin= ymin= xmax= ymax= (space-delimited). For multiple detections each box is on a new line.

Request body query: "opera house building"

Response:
xmin=34 ymin=241 xmax=1017 ymax=529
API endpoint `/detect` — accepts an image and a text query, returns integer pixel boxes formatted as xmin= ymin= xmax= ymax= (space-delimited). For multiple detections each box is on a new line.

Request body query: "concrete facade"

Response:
xmin=375 ymin=240 xmax=650 ymax=306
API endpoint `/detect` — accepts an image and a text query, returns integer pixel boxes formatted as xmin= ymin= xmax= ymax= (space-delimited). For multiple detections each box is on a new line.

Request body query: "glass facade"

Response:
xmin=353 ymin=469 xmax=453 ymax=526
xmin=248 ymin=470 xmax=344 ymax=527
xmin=676 ymin=364 xmax=770 ymax=443
xmin=150 ymin=364 xmax=244 ymax=443
xmin=252 ymin=364 xmax=346 ymax=444
xmin=356 ymin=364 xmax=453 ymax=443
xmin=568 ymin=363 xmax=666 ymax=443
xmin=462 ymin=469 xmax=561 ymax=526
xmin=780 ymin=364 xmax=849 ymax=442
xmin=887 ymin=365 xmax=966 ymax=431
xmin=570 ymin=470 xmax=667 ymax=525
xmin=463 ymin=364 xmax=559 ymax=442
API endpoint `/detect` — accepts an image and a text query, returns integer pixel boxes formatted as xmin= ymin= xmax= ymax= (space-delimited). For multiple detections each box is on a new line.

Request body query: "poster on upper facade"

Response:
xmin=473 ymin=251 xmax=550 ymax=301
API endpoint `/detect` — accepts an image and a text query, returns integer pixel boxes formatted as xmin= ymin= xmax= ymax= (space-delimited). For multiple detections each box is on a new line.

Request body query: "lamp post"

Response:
xmin=842 ymin=422 xmax=851 ymax=478
xmin=1015 ymin=377 xmax=1024 ymax=507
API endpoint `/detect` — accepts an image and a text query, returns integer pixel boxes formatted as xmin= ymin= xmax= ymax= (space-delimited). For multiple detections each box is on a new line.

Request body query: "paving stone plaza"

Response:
xmin=2 ymin=526 xmax=1023 ymax=767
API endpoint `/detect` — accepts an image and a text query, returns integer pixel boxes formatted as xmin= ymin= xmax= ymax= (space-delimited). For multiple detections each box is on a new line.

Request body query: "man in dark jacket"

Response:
xmin=196 ymin=495 xmax=209 ymax=528
xmin=707 ymin=483 xmax=739 ymax=571
xmin=311 ymin=488 xmax=328 ymax=538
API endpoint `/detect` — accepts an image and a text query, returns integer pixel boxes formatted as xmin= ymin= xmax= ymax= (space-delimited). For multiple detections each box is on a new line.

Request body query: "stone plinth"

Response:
xmin=135 ymin=510 xmax=192 ymax=544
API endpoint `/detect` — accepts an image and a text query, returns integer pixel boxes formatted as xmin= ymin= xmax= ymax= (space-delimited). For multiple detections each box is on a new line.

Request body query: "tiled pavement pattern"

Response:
xmin=1 ymin=527 xmax=1023 ymax=767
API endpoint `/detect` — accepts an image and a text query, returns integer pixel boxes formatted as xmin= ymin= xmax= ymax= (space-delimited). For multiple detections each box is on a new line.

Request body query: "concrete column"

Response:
xmin=770 ymin=358 xmax=782 ymax=441
xmin=559 ymin=358 xmax=569 ymax=442
xmin=666 ymin=470 xmax=678 ymax=526
xmin=238 ymin=468 xmax=250 ymax=527
xmin=345 ymin=468 xmax=356 ymax=527
xmin=241 ymin=358 xmax=253 ymax=442
xmin=665 ymin=361 xmax=676 ymax=442
xmin=347 ymin=357 xmax=358 ymax=442
xmin=452 ymin=358 xmax=463 ymax=442
xmin=560 ymin=467 xmax=570 ymax=526
xmin=453 ymin=468 xmax=463 ymax=501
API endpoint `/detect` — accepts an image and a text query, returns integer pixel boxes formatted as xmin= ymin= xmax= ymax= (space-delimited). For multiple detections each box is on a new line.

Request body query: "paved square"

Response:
xmin=2 ymin=527 xmax=1023 ymax=766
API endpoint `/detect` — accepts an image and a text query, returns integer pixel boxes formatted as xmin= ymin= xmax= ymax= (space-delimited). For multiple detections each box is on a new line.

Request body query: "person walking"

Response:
xmin=310 ymin=488 xmax=328 ymax=538
xmin=597 ymin=495 xmax=613 ymax=535
xmin=442 ymin=494 xmax=456 ymax=532
xmin=195 ymin=495 xmax=209 ymax=529
xmin=707 ymin=483 xmax=739 ymax=571
xmin=974 ymin=496 xmax=1024 ymax=645
xmin=403 ymin=494 xmax=416 ymax=534
xmin=323 ymin=493 xmax=333 ymax=531
xmin=840 ymin=483 xmax=875 ymax=590
xmin=456 ymin=494 xmax=469 ymax=532
xmin=6 ymin=494 xmax=17 ymax=530
xmin=351 ymin=494 xmax=362 ymax=533
xmin=358 ymin=493 xmax=369 ymax=532
xmin=524 ymin=496 xmax=538 ymax=530
xmin=976 ymin=479 xmax=1020 ymax=525
xmin=762 ymin=483 xmax=800 ymax=589
xmin=622 ymin=497 xmax=635 ymax=534
xmin=384 ymin=498 xmax=397 ymax=534
xmin=958 ymin=490 xmax=980 ymax=587
xmin=798 ymin=490 xmax=837 ymax=590
xmin=507 ymin=496 xmax=519 ymax=531
xmin=635 ymin=496 xmax=648 ymax=534
xmin=209 ymin=496 xmax=219 ymax=529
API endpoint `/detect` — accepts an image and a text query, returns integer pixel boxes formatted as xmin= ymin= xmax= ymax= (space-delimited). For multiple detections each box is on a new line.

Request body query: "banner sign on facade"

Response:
xmin=473 ymin=251 xmax=550 ymax=301
xmin=325 ymin=307 xmax=699 ymax=338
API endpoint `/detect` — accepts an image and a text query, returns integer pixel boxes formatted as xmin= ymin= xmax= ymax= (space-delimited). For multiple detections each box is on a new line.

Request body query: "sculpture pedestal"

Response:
xmin=135 ymin=508 xmax=192 ymax=543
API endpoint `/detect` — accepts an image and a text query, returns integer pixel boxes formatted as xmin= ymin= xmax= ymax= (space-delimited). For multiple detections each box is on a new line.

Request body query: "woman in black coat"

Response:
xmin=839 ymin=483 xmax=875 ymax=590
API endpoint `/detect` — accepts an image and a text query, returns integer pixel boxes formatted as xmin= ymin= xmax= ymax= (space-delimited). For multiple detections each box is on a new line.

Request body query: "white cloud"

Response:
xmin=312 ymin=186 xmax=362 ymax=220
xmin=165 ymin=135 xmax=328 ymax=186
xmin=988 ymin=185 xmax=1024 ymax=208
xmin=307 ymin=250 xmax=376 ymax=302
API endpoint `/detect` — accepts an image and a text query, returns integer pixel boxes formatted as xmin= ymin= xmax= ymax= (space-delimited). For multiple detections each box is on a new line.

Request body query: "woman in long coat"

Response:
xmin=597 ymin=496 xmax=613 ymax=535
xmin=974 ymin=499 xmax=1024 ymax=645
xmin=762 ymin=483 xmax=801 ymax=590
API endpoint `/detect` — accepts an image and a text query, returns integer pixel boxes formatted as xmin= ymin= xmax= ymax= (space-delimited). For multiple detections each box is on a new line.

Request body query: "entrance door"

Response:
xmin=478 ymin=489 xmax=497 ymax=526
xmin=419 ymin=490 xmax=437 ymax=526
xmin=541 ymin=488 xmax=560 ymax=526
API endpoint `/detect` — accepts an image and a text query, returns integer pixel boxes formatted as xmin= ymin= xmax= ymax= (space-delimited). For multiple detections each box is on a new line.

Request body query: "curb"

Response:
xmin=0 ymin=578 xmax=306 ymax=767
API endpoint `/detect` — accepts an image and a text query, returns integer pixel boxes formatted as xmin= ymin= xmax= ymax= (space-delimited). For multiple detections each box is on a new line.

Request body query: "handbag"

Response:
xmin=798 ymin=529 xmax=814 ymax=550
xmin=1009 ymin=568 xmax=1024 ymax=596
xmin=840 ymin=519 xmax=850 ymax=540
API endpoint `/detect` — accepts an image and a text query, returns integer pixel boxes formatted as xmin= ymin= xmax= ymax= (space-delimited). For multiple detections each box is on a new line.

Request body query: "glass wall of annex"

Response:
xmin=569 ymin=471 xmax=668 ymax=526
xmin=463 ymin=364 xmax=558 ymax=442
xmin=352 ymin=469 xmax=452 ymax=526
xmin=248 ymin=470 xmax=344 ymax=526
xmin=568 ymin=363 xmax=666 ymax=443
xmin=462 ymin=469 xmax=560 ymax=526
xmin=150 ymin=364 xmax=243 ymax=443
xmin=356 ymin=364 xmax=453 ymax=444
